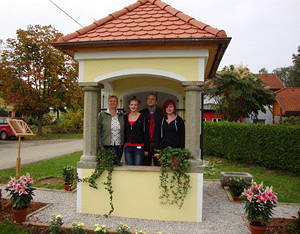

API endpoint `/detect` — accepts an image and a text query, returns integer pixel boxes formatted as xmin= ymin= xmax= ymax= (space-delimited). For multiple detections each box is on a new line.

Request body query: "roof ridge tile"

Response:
xmin=58 ymin=31 xmax=80 ymax=42
xmin=164 ymin=5 xmax=180 ymax=16
xmin=153 ymin=0 xmax=168 ymax=10
xmin=138 ymin=0 xmax=149 ymax=4
xmin=94 ymin=15 xmax=114 ymax=27
xmin=176 ymin=12 xmax=193 ymax=23
xmin=189 ymin=19 xmax=208 ymax=30
xmin=109 ymin=8 xmax=129 ymax=19
xmin=125 ymin=1 xmax=143 ymax=11
xmin=76 ymin=23 xmax=98 ymax=35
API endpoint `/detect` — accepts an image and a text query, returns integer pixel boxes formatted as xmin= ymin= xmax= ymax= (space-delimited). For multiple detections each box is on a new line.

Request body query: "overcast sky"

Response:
xmin=1 ymin=0 xmax=300 ymax=73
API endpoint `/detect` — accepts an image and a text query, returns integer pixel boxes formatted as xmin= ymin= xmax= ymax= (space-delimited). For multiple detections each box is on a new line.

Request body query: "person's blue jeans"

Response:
xmin=124 ymin=145 xmax=144 ymax=166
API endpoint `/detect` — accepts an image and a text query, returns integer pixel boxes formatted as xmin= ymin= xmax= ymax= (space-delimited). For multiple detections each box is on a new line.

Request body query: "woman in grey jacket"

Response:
xmin=98 ymin=95 xmax=124 ymax=164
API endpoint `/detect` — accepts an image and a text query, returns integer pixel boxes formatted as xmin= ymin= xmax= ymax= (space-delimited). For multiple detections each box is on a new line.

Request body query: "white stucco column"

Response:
xmin=183 ymin=81 xmax=204 ymax=170
xmin=77 ymin=82 xmax=103 ymax=168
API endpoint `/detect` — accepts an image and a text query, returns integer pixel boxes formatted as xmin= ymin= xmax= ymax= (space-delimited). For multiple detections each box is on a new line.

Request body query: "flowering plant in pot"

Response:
xmin=4 ymin=174 xmax=35 ymax=222
xmin=62 ymin=165 xmax=76 ymax=191
xmin=241 ymin=180 xmax=278 ymax=232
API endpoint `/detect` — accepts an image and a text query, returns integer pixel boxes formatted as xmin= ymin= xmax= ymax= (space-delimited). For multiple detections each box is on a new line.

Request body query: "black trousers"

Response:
xmin=103 ymin=145 xmax=124 ymax=164
xmin=142 ymin=142 xmax=160 ymax=166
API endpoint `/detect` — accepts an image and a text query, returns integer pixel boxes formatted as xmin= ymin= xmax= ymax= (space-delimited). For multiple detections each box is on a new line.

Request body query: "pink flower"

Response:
xmin=242 ymin=189 xmax=255 ymax=202
xmin=22 ymin=178 xmax=28 ymax=185
xmin=255 ymin=191 xmax=268 ymax=204
xmin=18 ymin=187 xmax=28 ymax=195
xmin=268 ymin=193 xmax=278 ymax=204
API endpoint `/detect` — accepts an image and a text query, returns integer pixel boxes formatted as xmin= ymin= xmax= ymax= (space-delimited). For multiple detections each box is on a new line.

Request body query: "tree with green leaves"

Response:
xmin=0 ymin=25 xmax=83 ymax=135
xmin=204 ymin=65 xmax=275 ymax=122
xmin=273 ymin=45 xmax=300 ymax=87
xmin=259 ymin=67 xmax=268 ymax=74
xmin=273 ymin=66 xmax=292 ymax=87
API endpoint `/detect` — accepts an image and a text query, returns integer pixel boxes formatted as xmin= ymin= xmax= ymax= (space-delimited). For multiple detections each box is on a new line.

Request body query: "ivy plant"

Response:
xmin=79 ymin=149 xmax=121 ymax=217
xmin=158 ymin=147 xmax=194 ymax=208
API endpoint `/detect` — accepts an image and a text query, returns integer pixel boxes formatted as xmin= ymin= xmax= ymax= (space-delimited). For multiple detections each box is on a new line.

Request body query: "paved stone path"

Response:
xmin=0 ymin=139 xmax=83 ymax=170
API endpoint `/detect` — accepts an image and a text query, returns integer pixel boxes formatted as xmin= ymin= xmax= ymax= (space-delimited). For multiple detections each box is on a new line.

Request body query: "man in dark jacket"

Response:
xmin=141 ymin=93 xmax=163 ymax=166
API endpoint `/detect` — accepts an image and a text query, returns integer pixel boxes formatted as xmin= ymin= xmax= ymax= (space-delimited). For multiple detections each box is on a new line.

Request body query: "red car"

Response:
xmin=0 ymin=117 xmax=25 ymax=140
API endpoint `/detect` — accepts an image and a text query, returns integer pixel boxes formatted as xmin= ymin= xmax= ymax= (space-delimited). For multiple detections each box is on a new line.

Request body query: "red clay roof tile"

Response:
xmin=258 ymin=74 xmax=285 ymax=90
xmin=275 ymin=88 xmax=300 ymax=114
xmin=58 ymin=0 xmax=227 ymax=42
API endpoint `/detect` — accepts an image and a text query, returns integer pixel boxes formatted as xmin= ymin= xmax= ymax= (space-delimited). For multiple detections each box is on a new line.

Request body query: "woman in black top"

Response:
xmin=124 ymin=98 xmax=148 ymax=165
xmin=154 ymin=99 xmax=185 ymax=152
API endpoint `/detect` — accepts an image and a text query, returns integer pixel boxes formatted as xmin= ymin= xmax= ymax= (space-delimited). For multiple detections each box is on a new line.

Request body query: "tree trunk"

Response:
xmin=57 ymin=109 xmax=60 ymax=120
xmin=37 ymin=113 xmax=43 ymax=136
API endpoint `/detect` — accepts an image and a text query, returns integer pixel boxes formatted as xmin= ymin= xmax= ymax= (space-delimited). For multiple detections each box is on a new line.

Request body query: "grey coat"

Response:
xmin=98 ymin=110 xmax=124 ymax=148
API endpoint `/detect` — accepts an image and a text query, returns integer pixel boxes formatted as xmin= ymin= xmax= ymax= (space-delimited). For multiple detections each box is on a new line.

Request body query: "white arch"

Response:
xmin=94 ymin=69 xmax=187 ymax=83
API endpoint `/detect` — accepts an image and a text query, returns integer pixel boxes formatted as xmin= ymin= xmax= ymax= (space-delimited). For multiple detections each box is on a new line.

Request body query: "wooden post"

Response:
xmin=7 ymin=119 xmax=35 ymax=178
xmin=16 ymin=136 xmax=21 ymax=178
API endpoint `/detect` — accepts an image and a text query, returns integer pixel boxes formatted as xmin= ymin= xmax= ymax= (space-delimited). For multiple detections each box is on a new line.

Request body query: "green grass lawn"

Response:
xmin=0 ymin=152 xmax=299 ymax=204
xmin=0 ymin=152 xmax=81 ymax=189
xmin=204 ymin=156 xmax=300 ymax=204
xmin=27 ymin=133 xmax=83 ymax=140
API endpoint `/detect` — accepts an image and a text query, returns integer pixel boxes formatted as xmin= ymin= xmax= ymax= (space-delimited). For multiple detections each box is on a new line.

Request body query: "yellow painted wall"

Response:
xmin=80 ymin=169 xmax=202 ymax=222
xmin=83 ymin=57 xmax=199 ymax=82
xmin=111 ymin=77 xmax=183 ymax=97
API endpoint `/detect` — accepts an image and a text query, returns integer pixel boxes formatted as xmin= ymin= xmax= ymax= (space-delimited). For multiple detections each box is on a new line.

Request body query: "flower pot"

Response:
xmin=172 ymin=156 xmax=179 ymax=168
xmin=249 ymin=222 xmax=267 ymax=234
xmin=233 ymin=196 xmax=244 ymax=201
xmin=12 ymin=207 xmax=28 ymax=223
xmin=64 ymin=184 xmax=73 ymax=191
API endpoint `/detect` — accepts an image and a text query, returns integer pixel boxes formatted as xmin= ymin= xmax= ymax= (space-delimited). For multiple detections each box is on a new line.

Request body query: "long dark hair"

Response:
xmin=163 ymin=99 xmax=177 ymax=118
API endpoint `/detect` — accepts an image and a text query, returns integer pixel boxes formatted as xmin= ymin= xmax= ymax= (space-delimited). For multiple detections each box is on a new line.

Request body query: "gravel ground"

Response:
xmin=2 ymin=180 xmax=299 ymax=234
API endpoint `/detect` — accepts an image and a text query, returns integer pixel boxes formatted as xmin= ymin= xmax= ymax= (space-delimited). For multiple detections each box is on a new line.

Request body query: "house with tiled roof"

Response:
xmin=273 ymin=88 xmax=300 ymax=122
xmin=53 ymin=0 xmax=230 ymax=222
xmin=239 ymin=73 xmax=285 ymax=124
xmin=258 ymin=74 xmax=286 ymax=91
xmin=203 ymin=73 xmax=285 ymax=123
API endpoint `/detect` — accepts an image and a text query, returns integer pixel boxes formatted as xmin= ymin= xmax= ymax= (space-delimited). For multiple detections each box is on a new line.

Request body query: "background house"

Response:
xmin=203 ymin=73 xmax=286 ymax=124
xmin=273 ymin=88 xmax=300 ymax=123
xmin=242 ymin=73 xmax=285 ymax=124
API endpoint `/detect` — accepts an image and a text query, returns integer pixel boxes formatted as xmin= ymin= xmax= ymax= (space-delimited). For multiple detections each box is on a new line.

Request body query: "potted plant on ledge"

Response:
xmin=4 ymin=174 xmax=35 ymax=223
xmin=157 ymin=147 xmax=194 ymax=208
xmin=229 ymin=177 xmax=248 ymax=201
xmin=62 ymin=165 xmax=76 ymax=191
xmin=241 ymin=180 xmax=278 ymax=234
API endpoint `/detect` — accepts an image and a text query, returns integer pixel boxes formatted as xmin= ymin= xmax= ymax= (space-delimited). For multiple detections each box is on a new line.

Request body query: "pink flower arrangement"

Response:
xmin=241 ymin=180 xmax=278 ymax=226
xmin=5 ymin=174 xmax=35 ymax=210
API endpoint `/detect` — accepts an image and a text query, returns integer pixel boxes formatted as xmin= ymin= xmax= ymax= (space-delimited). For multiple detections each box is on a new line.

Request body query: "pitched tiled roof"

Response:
xmin=58 ymin=0 xmax=227 ymax=42
xmin=257 ymin=74 xmax=285 ymax=91
xmin=275 ymin=88 xmax=300 ymax=114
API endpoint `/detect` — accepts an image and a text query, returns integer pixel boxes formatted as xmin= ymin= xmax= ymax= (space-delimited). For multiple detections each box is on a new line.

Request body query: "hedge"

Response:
xmin=203 ymin=121 xmax=300 ymax=174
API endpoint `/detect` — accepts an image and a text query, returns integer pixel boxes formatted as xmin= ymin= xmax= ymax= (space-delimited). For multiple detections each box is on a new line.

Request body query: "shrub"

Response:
xmin=229 ymin=177 xmax=248 ymax=197
xmin=0 ymin=108 xmax=8 ymax=116
xmin=287 ymin=209 xmax=300 ymax=233
xmin=203 ymin=121 xmax=300 ymax=174
xmin=283 ymin=116 xmax=300 ymax=126
xmin=65 ymin=109 xmax=83 ymax=131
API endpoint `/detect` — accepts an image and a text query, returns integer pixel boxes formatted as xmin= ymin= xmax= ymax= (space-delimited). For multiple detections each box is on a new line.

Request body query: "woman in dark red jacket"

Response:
xmin=124 ymin=98 xmax=148 ymax=165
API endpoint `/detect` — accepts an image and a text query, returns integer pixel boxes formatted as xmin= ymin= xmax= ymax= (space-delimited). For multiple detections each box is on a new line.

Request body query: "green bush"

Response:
xmin=203 ymin=122 xmax=300 ymax=174
xmin=283 ymin=116 xmax=300 ymax=126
